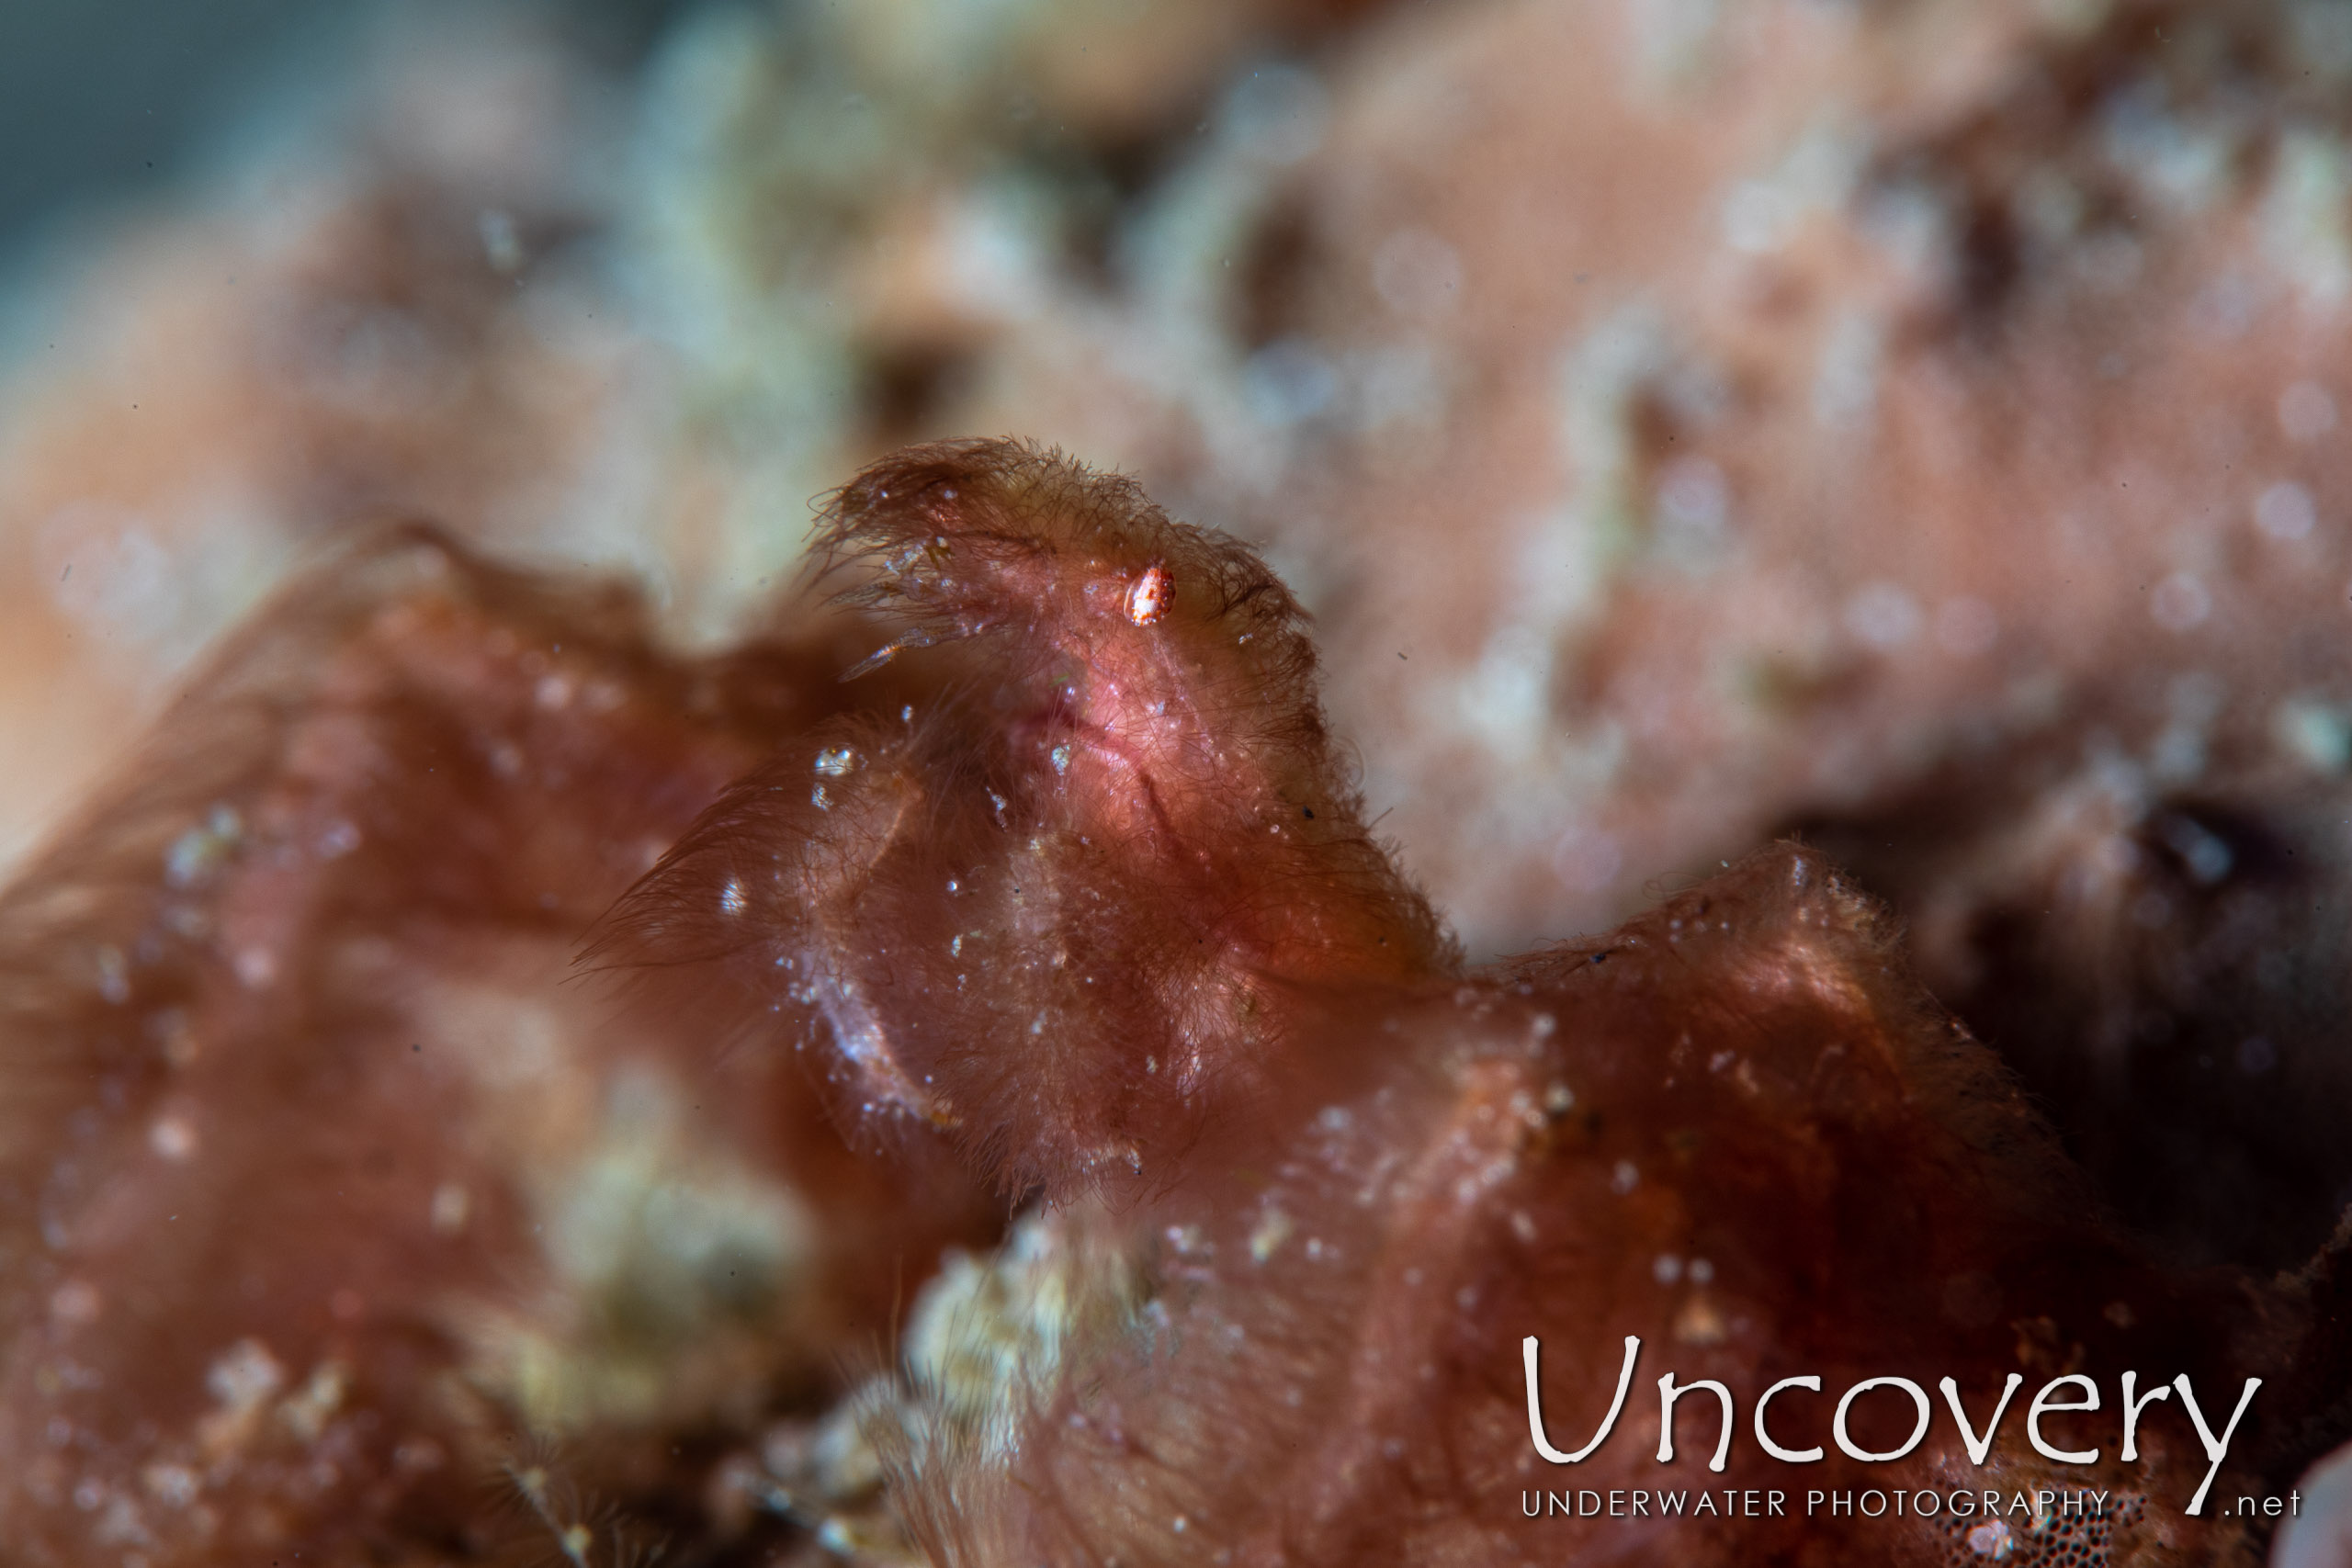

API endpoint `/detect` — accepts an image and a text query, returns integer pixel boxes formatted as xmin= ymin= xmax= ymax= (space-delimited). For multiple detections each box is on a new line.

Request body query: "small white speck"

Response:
xmin=143 ymin=1461 xmax=198 ymax=1507
xmin=206 ymin=1338 xmax=285 ymax=1409
xmin=719 ymin=879 xmax=747 ymax=916
xmin=1967 ymin=1518 xmax=2014 ymax=1558
xmin=1611 ymin=1160 xmax=1639 ymax=1195
xmin=164 ymin=806 xmax=242 ymax=888
xmin=1844 ymin=581 xmax=1921 ymax=649
xmin=479 ymin=209 xmax=523 ymax=273
xmin=1127 ymin=564 xmax=1173 ymax=626
xmin=149 ymin=1117 xmax=197 ymax=1161
xmin=1250 ymin=1207 xmax=1295 ymax=1263
xmin=1723 ymin=179 xmax=1794 ymax=254
xmin=95 ymin=946 xmax=128 ymax=1006
xmin=2255 ymin=479 xmax=2317 ymax=540
xmin=232 ymin=949 xmax=277 ymax=990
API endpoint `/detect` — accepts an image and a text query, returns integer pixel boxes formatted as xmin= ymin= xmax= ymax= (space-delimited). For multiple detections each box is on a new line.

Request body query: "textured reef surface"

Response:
xmin=0 ymin=441 xmax=2344 ymax=1565
xmin=5 ymin=0 xmax=2352 ymax=1562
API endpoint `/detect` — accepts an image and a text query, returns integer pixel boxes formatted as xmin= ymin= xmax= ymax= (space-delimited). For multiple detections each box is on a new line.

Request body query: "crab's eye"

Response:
xmin=1125 ymin=563 xmax=1172 ymax=626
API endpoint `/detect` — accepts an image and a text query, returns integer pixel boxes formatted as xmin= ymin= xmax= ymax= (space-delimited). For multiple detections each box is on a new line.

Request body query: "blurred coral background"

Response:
xmin=5 ymin=0 xmax=2349 ymax=1279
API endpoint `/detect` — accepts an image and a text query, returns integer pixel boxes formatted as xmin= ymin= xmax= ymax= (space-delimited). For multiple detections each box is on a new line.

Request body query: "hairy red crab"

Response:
xmin=0 ymin=439 xmax=2344 ymax=1567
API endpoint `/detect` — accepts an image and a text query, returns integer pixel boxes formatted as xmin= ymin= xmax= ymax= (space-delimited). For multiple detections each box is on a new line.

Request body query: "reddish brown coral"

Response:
xmin=0 ymin=525 xmax=994 ymax=1565
xmin=611 ymin=443 xmax=2335 ymax=1565
xmin=0 ymin=442 xmax=2339 ymax=1566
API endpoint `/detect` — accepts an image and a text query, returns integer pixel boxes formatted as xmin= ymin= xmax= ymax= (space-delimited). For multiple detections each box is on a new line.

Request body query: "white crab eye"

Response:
xmin=1126 ymin=563 xmax=1173 ymax=626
